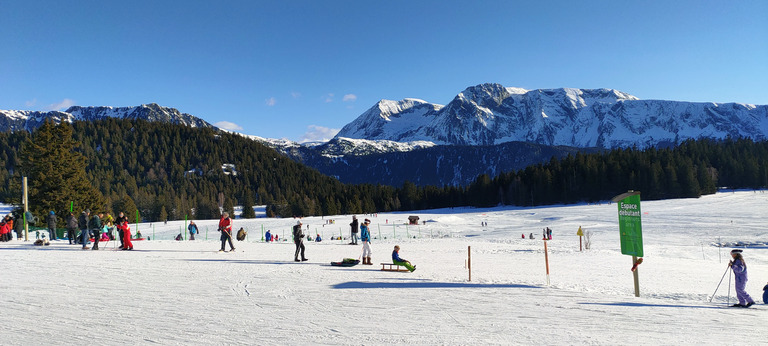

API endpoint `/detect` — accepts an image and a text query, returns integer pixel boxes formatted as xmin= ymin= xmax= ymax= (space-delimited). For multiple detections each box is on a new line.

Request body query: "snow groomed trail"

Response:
xmin=2 ymin=191 xmax=767 ymax=345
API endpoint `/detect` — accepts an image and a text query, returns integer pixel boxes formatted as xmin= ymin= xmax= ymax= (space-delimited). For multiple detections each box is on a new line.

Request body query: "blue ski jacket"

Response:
xmin=392 ymin=250 xmax=404 ymax=263
xmin=360 ymin=225 xmax=370 ymax=242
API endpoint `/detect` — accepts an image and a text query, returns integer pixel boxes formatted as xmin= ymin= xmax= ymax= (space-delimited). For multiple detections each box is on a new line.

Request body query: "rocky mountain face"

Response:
xmin=0 ymin=103 xmax=213 ymax=132
xmin=4 ymin=84 xmax=766 ymax=187
xmin=336 ymin=83 xmax=768 ymax=149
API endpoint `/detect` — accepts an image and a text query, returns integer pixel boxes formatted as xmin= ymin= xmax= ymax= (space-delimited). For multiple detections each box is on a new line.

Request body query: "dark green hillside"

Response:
xmin=1 ymin=119 xmax=766 ymax=222
xmin=2 ymin=119 xmax=401 ymax=220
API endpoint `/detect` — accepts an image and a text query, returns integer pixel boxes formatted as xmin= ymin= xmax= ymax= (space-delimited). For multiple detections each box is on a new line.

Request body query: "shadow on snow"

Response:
xmin=579 ymin=302 xmax=722 ymax=310
xmin=331 ymin=281 xmax=542 ymax=290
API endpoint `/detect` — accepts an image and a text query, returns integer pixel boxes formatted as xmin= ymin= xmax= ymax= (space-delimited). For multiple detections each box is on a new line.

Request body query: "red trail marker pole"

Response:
xmin=544 ymin=240 xmax=550 ymax=286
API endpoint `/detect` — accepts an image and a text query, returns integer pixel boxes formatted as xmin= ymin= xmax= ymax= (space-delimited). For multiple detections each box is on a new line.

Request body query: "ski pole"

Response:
xmin=727 ymin=267 xmax=732 ymax=306
xmin=709 ymin=264 xmax=731 ymax=302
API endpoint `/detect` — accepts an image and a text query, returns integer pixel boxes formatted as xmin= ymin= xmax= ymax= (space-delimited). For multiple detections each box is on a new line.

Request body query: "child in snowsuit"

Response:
xmin=392 ymin=245 xmax=415 ymax=272
xmin=118 ymin=221 xmax=133 ymax=250
xmin=729 ymin=249 xmax=755 ymax=307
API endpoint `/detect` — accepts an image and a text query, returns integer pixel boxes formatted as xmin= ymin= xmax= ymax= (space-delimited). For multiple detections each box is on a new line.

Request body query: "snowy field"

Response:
xmin=2 ymin=191 xmax=767 ymax=345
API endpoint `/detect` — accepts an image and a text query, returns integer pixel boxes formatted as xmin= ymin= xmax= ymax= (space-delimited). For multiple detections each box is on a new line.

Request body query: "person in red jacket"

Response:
xmin=0 ymin=214 xmax=12 ymax=242
xmin=218 ymin=212 xmax=235 ymax=252
xmin=118 ymin=221 xmax=133 ymax=250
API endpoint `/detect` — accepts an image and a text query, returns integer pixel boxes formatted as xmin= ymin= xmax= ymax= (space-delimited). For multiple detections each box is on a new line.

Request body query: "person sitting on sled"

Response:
xmin=392 ymin=245 xmax=416 ymax=272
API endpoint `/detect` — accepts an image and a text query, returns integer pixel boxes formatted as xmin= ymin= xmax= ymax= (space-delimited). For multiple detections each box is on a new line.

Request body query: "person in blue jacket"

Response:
xmin=265 ymin=230 xmax=272 ymax=242
xmin=392 ymin=245 xmax=415 ymax=272
xmin=361 ymin=219 xmax=372 ymax=265
xmin=729 ymin=249 xmax=755 ymax=307
xmin=762 ymin=282 xmax=768 ymax=304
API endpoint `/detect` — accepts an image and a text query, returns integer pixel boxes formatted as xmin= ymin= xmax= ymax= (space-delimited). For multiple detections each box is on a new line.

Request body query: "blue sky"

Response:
xmin=1 ymin=1 xmax=766 ymax=142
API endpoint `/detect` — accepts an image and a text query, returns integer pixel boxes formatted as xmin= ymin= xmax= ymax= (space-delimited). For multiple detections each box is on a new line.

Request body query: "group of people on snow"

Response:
xmin=73 ymin=209 xmax=134 ymax=250
xmin=1 ymin=209 xmax=135 ymax=250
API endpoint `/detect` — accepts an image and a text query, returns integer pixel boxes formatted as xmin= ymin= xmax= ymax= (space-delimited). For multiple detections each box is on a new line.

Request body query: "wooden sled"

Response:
xmin=380 ymin=263 xmax=409 ymax=272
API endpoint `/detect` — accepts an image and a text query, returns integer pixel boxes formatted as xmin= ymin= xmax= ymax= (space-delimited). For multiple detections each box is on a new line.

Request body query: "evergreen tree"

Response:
xmin=18 ymin=120 xmax=104 ymax=220
xmin=241 ymin=190 xmax=256 ymax=218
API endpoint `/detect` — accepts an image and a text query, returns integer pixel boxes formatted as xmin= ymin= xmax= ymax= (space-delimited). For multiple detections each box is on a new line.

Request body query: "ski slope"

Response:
xmin=2 ymin=191 xmax=767 ymax=345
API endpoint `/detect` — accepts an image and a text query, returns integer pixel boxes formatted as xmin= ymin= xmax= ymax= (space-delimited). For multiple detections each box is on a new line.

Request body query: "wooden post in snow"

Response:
xmin=468 ymin=246 xmax=471 ymax=282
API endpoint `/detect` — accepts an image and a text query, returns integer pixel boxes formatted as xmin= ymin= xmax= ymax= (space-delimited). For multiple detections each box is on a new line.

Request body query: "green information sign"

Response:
xmin=616 ymin=193 xmax=643 ymax=257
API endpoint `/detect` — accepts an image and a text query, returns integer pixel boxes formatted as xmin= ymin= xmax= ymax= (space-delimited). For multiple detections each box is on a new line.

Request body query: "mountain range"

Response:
xmin=2 ymin=83 xmax=767 ymax=186
xmin=337 ymin=83 xmax=768 ymax=148
xmin=0 ymin=103 xmax=212 ymax=133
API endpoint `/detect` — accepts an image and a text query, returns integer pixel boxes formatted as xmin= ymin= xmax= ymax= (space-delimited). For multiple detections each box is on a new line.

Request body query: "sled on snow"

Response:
xmin=331 ymin=258 xmax=360 ymax=267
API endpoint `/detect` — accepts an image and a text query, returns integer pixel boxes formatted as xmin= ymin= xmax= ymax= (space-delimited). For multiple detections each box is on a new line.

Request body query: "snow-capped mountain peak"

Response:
xmin=0 ymin=103 xmax=214 ymax=132
xmin=336 ymin=83 xmax=767 ymax=148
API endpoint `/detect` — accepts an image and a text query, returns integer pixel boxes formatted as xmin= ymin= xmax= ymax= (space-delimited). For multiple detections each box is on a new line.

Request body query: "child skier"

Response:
xmin=729 ymin=249 xmax=755 ymax=307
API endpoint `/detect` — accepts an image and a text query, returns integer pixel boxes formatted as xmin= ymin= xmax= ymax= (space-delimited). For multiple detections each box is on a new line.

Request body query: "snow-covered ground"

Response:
xmin=2 ymin=191 xmax=767 ymax=345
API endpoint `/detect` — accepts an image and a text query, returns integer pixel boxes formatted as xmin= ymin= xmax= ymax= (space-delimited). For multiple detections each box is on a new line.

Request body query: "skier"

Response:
xmin=218 ymin=212 xmax=235 ymax=252
xmin=293 ymin=220 xmax=307 ymax=262
xmin=188 ymin=221 xmax=198 ymax=241
xmin=361 ymin=219 xmax=372 ymax=265
xmin=265 ymin=229 xmax=272 ymax=242
xmin=349 ymin=215 xmax=359 ymax=245
xmin=65 ymin=212 xmax=78 ymax=245
xmin=729 ymin=249 xmax=755 ymax=307
xmin=391 ymin=245 xmax=415 ymax=272
xmin=103 ymin=213 xmax=115 ymax=240
xmin=45 ymin=211 xmax=57 ymax=240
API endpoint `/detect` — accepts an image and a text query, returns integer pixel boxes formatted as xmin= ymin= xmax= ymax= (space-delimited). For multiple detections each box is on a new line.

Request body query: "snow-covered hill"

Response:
xmin=0 ymin=103 xmax=213 ymax=132
xmin=337 ymin=83 xmax=768 ymax=148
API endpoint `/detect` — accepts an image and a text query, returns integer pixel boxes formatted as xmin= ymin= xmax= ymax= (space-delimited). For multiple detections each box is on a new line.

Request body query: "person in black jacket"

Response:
xmin=45 ymin=211 xmax=58 ymax=240
xmin=293 ymin=220 xmax=307 ymax=262
xmin=65 ymin=212 xmax=78 ymax=245
xmin=349 ymin=215 xmax=359 ymax=245
xmin=115 ymin=212 xmax=128 ymax=249
xmin=78 ymin=210 xmax=89 ymax=249
xmin=89 ymin=212 xmax=103 ymax=250
xmin=13 ymin=212 xmax=24 ymax=240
